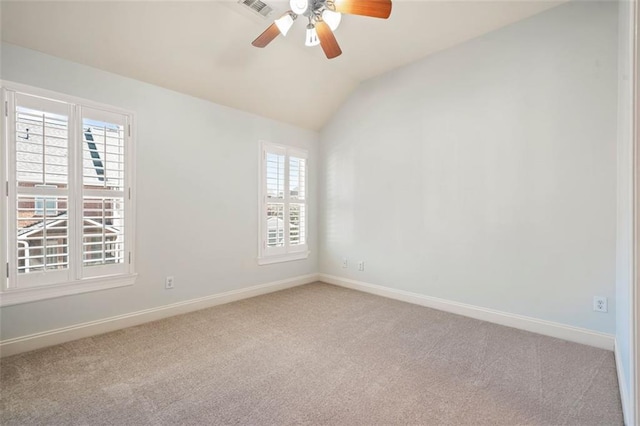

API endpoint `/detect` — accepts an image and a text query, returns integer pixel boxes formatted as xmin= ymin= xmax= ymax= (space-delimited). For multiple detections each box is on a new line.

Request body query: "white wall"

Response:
xmin=319 ymin=1 xmax=618 ymax=334
xmin=615 ymin=0 xmax=636 ymax=423
xmin=0 ymin=43 xmax=318 ymax=341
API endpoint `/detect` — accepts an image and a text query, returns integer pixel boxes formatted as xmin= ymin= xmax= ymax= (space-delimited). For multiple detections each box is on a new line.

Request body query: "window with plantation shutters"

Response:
xmin=259 ymin=141 xmax=308 ymax=264
xmin=1 ymin=83 xmax=136 ymax=306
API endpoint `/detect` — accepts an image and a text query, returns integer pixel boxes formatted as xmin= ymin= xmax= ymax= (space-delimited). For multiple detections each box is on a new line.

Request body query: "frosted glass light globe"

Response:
xmin=322 ymin=10 xmax=341 ymax=31
xmin=275 ymin=14 xmax=294 ymax=36
xmin=305 ymin=25 xmax=320 ymax=46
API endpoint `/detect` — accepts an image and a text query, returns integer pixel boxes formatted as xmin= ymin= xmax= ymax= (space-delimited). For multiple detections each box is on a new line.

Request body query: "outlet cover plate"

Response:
xmin=165 ymin=276 xmax=175 ymax=290
xmin=593 ymin=296 xmax=607 ymax=313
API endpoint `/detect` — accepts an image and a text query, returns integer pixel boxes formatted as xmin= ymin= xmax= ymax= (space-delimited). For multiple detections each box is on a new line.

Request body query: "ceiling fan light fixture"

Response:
xmin=322 ymin=9 xmax=341 ymax=31
xmin=305 ymin=24 xmax=320 ymax=46
xmin=289 ymin=0 xmax=308 ymax=15
xmin=252 ymin=0 xmax=393 ymax=59
xmin=274 ymin=13 xmax=295 ymax=36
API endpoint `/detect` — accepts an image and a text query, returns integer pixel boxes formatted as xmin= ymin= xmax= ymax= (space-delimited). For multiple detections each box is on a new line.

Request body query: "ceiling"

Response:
xmin=1 ymin=0 xmax=564 ymax=130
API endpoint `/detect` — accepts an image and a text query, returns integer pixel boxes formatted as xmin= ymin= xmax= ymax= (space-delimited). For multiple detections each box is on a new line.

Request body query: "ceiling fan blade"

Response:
xmin=333 ymin=0 xmax=392 ymax=19
xmin=316 ymin=21 xmax=342 ymax=59
xmin=252 ymin=23 xmax=281 ymax=48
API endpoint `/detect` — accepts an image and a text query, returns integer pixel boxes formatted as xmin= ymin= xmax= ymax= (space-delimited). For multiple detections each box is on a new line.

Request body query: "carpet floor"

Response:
xmin=1 ymin=282 xmax=623 ymax=425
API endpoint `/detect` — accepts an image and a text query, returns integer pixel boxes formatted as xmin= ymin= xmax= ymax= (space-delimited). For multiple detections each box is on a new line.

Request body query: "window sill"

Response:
xmin=0 ymin=273 xmax=137 ymax=307
xmin=258 ymin=251 xmax=310 ymax=266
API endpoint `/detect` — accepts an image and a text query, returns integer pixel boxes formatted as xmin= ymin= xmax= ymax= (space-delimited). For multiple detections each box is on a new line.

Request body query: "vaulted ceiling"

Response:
xmin=1 ymin=1 xmax=563 ymax=130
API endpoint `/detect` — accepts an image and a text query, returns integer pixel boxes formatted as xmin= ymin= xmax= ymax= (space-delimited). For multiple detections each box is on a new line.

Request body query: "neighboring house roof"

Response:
xmin=16 ymin=125 xmax=68 ymax=184
xmin=266 ymin=217 xmax=298 ymax=230
xmin=17 ymin=211 xmax=67 ymax=237
xmin=18 ymin=213 xmax=120 ymax=239
xmin=267 ymin=217 xmax=283 ymax=231
xmin=84 ymin=128 xmax=105 ymax=182
xmin=16 ymin=108 xmax=121 ymax=187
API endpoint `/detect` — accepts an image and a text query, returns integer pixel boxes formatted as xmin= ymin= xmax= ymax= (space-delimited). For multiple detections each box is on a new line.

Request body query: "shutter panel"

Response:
xmin=289 ymin=156 xmax=306 ymax=247
xmin=289 ymin=203 xmax=305 ymax=246
xmin=80 ymin=107 xmax=128 ymax=278
xmin=263 ymin=147 xmax=287 ymax=255
xmin=266 ymin=203 xmax=285 ymax=247
xmin=82 ymin=197 xmax=125 ymax=266
xmin=13 ymin=94 xmax=71 ymax=287
xmin=266 ymin=151 xmax=285 ymax=199
xmin=289 ymin=156 xmax=305 ymax=201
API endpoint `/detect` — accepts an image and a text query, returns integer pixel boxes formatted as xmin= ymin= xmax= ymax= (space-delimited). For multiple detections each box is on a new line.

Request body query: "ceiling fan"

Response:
xmin=251 ymin=0 xmax=392 ymax=59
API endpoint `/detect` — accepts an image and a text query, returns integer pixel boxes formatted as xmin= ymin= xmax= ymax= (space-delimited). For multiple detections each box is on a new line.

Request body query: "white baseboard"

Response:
xmin=615 ymin=339 xmax=633 ymax=426
xmin=0 ymin=273 xmax=319 ymax=358
xmin=319 ymin=274 xmax=614 ymax=351
xmin=2 ymin=273 xmax=615 ymax=358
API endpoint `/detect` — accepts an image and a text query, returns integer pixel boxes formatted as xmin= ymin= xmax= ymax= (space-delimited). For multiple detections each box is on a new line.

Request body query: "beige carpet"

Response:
xmin=0 ymin=282 xmax=623 ymax=425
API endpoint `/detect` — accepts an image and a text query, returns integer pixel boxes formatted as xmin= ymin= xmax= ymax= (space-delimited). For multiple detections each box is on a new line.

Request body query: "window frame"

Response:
xmin=0 ymin=81 xmax=137 ymax=307
xmin=258 ymin=140 xmax=309 ymax=265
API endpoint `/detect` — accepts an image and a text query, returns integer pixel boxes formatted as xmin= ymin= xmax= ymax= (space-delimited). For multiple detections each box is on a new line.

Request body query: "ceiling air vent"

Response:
xmin=239 ymin=0 xmax=274 ymax=18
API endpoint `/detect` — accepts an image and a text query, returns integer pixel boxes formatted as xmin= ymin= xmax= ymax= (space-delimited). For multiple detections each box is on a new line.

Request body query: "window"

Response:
xmin=259 ymin=141 xmax=308 ymax=264
xmin=35 ymin=195 xmax=58 ymax=217
xmin=1 ymin=83 xmax=136 ymax=306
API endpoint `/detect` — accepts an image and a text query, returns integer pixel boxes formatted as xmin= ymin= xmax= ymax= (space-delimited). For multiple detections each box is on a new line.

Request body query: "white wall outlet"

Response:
xmin=165 ymin=276 xmax=175 ymax=290
xmin=593 ymin=296 xmax=607 ymax=313
xmin=357 ymin=261 xmax=365 ymax=271
xmin=342 ymin=258 xmax=348 ymax=268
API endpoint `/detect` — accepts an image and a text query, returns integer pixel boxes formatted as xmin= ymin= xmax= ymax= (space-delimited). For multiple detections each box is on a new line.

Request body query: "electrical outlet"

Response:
xmin=342 ymin=258 xmax=348 ymax=268
xmin=593 ymin=296 xmax=607 ymax=313
xmin=165 ymin=276 xmax=175 ymax=290
xmin=358 ymin=261 xmax=365 ymax=271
